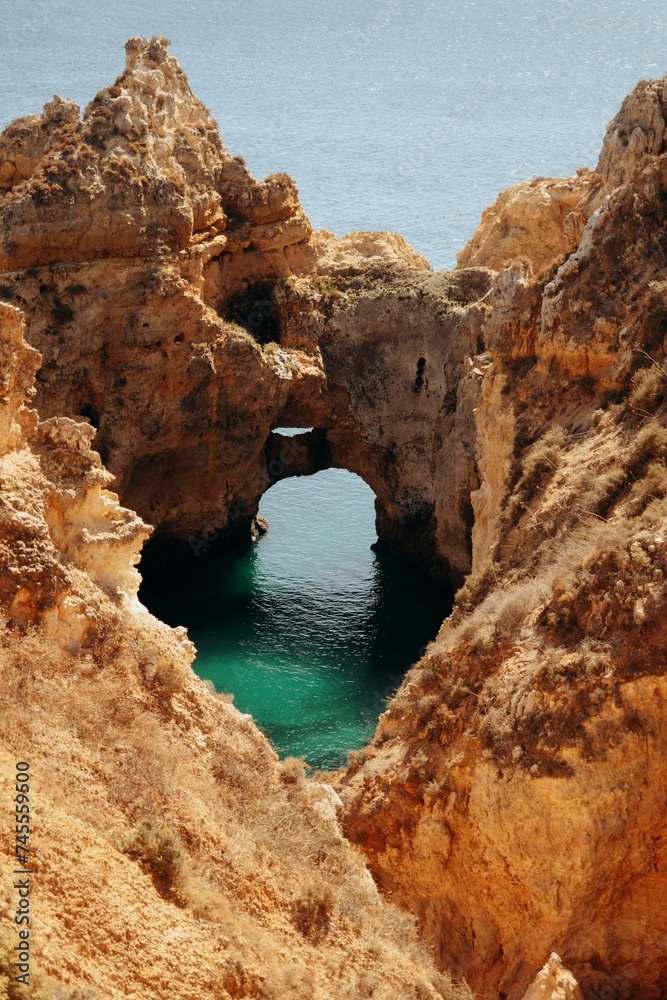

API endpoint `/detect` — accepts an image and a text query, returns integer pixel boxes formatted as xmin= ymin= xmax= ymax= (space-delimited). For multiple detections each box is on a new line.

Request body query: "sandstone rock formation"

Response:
xmin=457 ymin=70 xmax=667 ymax=278
xmin=0 ymin=35 xmax=312 ymax=269
xmin=2 ymin=35 xmax=667 ymax=1000
xmin=0 ymin=300 xmax=465 ymax=998
xmin=597 ymin=75 xmax=667 ymax=190
xmin=0 ymin=36 xmax=490 ymax=584
xmin=0 ymin=300 xmax=150 ymax=633
xmin=339 ymin=74 xmax=667 ymax=1000
xmin=456 ymin=171 xmax=602 ymax=274
xmin=521 ymin=955 xmax=583 ymax=1000
xmin=0 ymin=35 xmax=318 ymax=546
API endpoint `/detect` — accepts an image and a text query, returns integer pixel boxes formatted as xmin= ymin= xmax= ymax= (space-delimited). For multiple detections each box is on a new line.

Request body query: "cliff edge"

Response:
xmin=1 ymin=36 xmax=666 ymax=1000
xmin=340 ymin=71 xmax=667 ymax=1000
xmin=0 ymin=300 xmax=462 ymax=1000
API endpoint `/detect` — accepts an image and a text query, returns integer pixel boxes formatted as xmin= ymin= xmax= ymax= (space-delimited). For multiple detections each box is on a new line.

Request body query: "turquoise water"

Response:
xmin=141 ymin=469 xmax=451 ymax=768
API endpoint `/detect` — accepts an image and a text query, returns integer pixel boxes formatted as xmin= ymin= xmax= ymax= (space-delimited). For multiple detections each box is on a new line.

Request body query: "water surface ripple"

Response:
xmin=141 ymin=470 xmax=451 ymax=768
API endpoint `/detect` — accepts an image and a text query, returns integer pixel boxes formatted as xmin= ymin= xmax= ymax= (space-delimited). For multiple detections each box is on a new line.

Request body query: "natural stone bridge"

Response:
xmin=3 ymin=35 xmax=667 ymax=1000
xmin=0 ymin=35 xmax=493 ymax=585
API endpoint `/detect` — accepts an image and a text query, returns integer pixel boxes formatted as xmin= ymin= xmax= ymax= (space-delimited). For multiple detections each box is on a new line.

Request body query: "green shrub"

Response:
xmin=121 ymin=820 xmax=184 ymax=891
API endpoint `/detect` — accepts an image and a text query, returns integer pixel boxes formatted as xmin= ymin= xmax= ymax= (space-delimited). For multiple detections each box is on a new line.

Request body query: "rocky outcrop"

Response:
xmin=0 ymin=36 xmax=321 ymax=547
xmin=0 ymin=300 xmax=150 ymax=630
xmin=339 ymin=75 xmax=667 ymax=1000
xmin=0 ymin=301 xmax=466 ymax=999
xmin=0 ymin=38 xmax=493 ymax=584
xmin=597 ymin=75 xmax=667 ymax=190
xmin=455 ymin=73 xmax=667 ymax=281
xmin=456 ymin=171 xmax=602 ymax=274
xmin=274 ymin=264 xmax=493 ymax=579
xmin=455 ymin=73 xmax=667 ymax=280
xmin=3 ymin=37 xmax=667 ymax=1000
xmin=0 ymin=35 xmax=310 ymax=270
xmin=522 ymin=956 xmax=583 ymax=1000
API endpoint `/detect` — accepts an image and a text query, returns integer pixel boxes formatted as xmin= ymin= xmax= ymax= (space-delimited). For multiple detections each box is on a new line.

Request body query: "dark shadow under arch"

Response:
xmin=139 ymin=467 xmax=452 ymax=768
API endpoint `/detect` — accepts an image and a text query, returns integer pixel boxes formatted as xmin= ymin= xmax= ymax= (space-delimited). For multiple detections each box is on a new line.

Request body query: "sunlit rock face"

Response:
xmin=2 ymin=36 xmax=667 ymax=1000
xmin=0 ymin=301 xmax=459 ymax=999
xmin=0 ymin=37 xmax=494 ymax=584
xmin=339 ymin=72 xmax=667 ymax=1000
xmin=0 ymin=35 xmax=321 ymax=547
xmin=455 ymin=171 xmax=603 ymax=275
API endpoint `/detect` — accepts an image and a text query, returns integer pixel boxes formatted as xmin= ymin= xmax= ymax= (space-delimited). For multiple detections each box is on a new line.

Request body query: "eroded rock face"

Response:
xmin=0 ymin=38 xmax=494 ymax=584
xmin=275 ymin=264 xmax=494 ymax=579
xmin=0 ymin=300 xmax=150 ymax=632
xmin=0 ymin=302 xmax=467 ymax=1000
xmin=0 ymin=36 xmax=323 ymax=548
xmin=3 ymin=38 xmax=667 ymax=1000
xmin=456 ymin=171 xmax=603 ymax=275
xmin=339 ymin=74 xmax=667 ymax=1000
xmin=522 ymin=955 xmax=583 ymax=1000
xmin=2 ymin=255 xmax=328 ymax=541
xmin=0 ymin=36 xmax=314 ymax=268
xmin=597 ymin=76 xmax=667 ymax=191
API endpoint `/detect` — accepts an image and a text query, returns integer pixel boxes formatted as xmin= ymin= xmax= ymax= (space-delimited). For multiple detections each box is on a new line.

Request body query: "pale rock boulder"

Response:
xmin=456 ymin=171 xmax=602 ymax=274
xmin=521 ymin=954 xmax=583 ymax=1000
xmin=597 ymin=76 xmax=667 ymax=190
xmin=305 ymin=228 xmax=432 ymax=272
xmin=0 ymin=301 xmax=151 ymax=630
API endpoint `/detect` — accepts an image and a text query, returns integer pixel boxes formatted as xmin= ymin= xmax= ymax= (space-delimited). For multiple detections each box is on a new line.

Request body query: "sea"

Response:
xmin=2 ymin=0 xmax=666 ymax=765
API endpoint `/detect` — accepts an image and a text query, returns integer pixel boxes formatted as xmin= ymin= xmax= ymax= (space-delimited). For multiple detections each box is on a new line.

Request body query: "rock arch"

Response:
xmin=0 ymin=37 xmax=496 ymax=588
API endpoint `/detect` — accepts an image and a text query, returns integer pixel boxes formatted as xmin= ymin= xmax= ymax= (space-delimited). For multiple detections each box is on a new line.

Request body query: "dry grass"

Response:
xmin=120 ymin=820 xmax=184 ymax=897
xmin=629 ymin=361 xmax=667 ymax=414
xmin=308 ymin=273 xmax=347 ymax=303
xmin=291 ymin=877 xmax=335 ymax=942
xmin=382 ymin=375 xmax=667 ymax=776
xmin=503 ymin=425 xmax=567 ymax=528
xmin=0 ymin=609 xmax=474 ymax=999
xmin=0 ymin=931 xmax=48 ymax=1000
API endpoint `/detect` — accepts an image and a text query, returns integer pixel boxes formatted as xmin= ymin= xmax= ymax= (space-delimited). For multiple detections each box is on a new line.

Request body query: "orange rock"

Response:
xmin=457 ymin=171 xmax=602 ymax=275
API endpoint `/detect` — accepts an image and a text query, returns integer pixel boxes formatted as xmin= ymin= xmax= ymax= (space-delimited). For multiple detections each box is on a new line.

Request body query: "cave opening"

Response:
xmin=140 ymin=461 xmax=452 ymax=769
xmin=224 ymin=281 xmax=280 ymax=344
xmin=77 ymin=402 xmax=100 ymax=429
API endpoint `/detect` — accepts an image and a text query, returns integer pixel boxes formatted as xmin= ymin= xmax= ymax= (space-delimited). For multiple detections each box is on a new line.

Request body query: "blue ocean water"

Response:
xmin=5 ymin=2 xmax=667 ymax=764
xmin=1 ymin=0 xmax=666 ymax=268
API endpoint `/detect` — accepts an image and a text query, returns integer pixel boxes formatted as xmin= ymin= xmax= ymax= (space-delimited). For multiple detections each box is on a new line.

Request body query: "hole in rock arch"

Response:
xmin=225 ymin=281 xmax=279 ymax=344
xmin=273 ymin=426 xmax=313 ymax=435
xmin=78 ymin=402 xmax=100 ymax=429
xmin=140 ymin=467 xmax=452 ymax=769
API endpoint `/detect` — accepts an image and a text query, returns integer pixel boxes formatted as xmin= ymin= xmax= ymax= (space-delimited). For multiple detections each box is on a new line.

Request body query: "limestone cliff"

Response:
xmin=0 ymin=35 xmax=318 ymax=547
xmin=0 ymin=36 xmax=491 ymax=585
xmin=1 ymin=35 xmax=667 ymax=1000
xmin=456 ymin=170 xmax=602 ymax=274
xmin=0 ymin=300 xmax=464 ymax=998
xmin=339 ymin=75 xmax=667 ymax=1000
